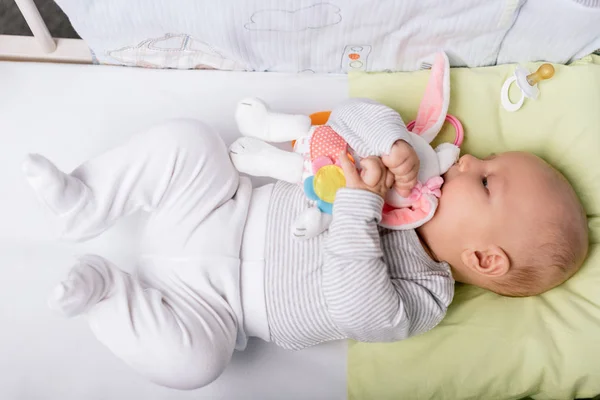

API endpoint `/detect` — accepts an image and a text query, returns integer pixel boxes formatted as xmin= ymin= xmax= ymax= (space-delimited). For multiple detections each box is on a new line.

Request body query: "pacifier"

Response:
xmin=500 ymin=63 xmax=554 ymax=112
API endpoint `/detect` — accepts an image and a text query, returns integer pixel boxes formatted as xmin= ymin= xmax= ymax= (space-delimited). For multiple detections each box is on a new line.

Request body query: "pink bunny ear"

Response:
xmin=410 ymin=52 xmax=450 ymax=144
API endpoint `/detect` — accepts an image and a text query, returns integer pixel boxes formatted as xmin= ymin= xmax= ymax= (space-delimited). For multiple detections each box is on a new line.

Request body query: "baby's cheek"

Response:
xmin=438 ymin=185 xmax=469 ymax=225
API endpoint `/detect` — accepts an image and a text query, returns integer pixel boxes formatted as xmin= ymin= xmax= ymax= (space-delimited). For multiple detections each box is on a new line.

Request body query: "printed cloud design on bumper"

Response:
xmin=245 ymin=3 xmax=342 ymax=32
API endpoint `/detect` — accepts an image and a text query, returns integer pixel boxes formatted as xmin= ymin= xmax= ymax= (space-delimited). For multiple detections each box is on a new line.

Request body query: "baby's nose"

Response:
xmin=457 ymin=154 xmax=475 ymax=172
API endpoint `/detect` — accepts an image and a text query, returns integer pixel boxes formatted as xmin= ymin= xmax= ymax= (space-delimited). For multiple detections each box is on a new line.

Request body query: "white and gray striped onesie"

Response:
xmin=26 ymin=99 xmax=454 ymax=390
xmin=265 ymin=183 xmax=454 ymax=350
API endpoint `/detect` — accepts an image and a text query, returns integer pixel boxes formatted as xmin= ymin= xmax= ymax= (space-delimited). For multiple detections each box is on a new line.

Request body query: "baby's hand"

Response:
xmin=339 ymin=152 xmax=394 ymax=199
xmin=381 ymin=140 xmax=419 ymax=198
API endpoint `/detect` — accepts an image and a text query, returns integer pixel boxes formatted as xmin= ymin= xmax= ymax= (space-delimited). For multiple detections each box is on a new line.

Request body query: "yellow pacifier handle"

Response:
xmin=526 ymin=64 xmax=554 ymax=86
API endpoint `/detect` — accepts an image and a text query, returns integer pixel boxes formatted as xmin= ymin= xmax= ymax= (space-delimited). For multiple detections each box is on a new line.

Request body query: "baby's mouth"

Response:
xmin=443 ymin=162 xmax=459 ymax=178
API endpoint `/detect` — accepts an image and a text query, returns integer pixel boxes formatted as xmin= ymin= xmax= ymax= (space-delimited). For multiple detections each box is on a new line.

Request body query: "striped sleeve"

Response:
xmin=322 ymin=188 xmax=451 ymax=342
xmin=328 ymin=98 xmax=412 ymax=157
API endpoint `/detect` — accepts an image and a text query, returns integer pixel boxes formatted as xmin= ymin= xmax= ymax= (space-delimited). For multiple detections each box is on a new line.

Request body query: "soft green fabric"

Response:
xmin=348 ymin=55 xmax=600 ymax=400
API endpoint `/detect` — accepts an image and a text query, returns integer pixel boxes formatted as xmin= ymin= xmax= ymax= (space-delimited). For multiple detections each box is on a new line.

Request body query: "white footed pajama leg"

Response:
xmin=49 ymin=254 xmax=237 ymax=390
xmin=29 ymin=120 xmax=244 ymax=390
xmin=229 ymin=137 xmax=304 ymax=183
xmin=23 ymin=119 xmax=240 ymax=242
xmin=235 ymin=97 xmax=312 ymax=142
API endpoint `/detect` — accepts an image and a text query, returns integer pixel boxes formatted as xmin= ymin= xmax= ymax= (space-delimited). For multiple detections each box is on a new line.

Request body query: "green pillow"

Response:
xmin=348 ymin=55 xmax=600 ymax=400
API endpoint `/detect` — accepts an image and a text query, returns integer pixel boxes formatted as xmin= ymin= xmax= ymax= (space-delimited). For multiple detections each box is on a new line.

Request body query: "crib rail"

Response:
xmin=1 ymin=0 xmax=91 ymax=63
xmin=14 ymin=0 xmax=56 ymax=53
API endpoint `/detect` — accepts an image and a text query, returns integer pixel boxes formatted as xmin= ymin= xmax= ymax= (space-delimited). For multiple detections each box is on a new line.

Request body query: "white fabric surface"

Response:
xmin=54 ymin=0 xmax=600 ymax=73
xmin=0 ymin=61 xmax=347 ymax=400
xmin=497 ymin=0 xmax=600 ymax=64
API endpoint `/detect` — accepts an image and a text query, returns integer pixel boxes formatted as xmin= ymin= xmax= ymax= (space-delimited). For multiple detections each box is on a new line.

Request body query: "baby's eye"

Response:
xmin=482 ymin=177 xmax=489 ymax=188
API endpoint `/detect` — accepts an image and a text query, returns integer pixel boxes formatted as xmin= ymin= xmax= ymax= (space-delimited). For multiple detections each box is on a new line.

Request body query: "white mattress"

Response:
xmin=0 ymin=61 xmax=348 ymax=400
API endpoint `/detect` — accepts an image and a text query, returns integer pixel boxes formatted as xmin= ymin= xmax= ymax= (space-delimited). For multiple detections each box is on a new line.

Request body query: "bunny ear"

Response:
xmin=411 ymin=52 xmax=450 ymax=143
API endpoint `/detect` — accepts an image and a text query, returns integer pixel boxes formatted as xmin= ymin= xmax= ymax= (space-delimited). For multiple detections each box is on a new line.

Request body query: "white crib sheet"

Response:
xmin=0 ymin=62 xmax=348 ymax=400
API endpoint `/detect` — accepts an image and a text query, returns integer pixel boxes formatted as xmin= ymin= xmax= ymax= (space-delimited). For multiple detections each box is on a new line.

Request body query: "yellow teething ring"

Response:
xmin=313 ymin=165 xmax=346 ymax=203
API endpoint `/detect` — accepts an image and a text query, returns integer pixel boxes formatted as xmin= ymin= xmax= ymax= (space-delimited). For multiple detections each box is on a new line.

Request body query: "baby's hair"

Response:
xmin=493 ymin=172 xmax=589 ymax=297
xmin=494 ymin=227 xmax=583 ymax=297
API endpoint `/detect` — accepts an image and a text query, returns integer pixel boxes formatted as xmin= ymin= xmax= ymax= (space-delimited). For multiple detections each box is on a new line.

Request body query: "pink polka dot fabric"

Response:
xmin=309 ymin=126 xmax=347 ymax=164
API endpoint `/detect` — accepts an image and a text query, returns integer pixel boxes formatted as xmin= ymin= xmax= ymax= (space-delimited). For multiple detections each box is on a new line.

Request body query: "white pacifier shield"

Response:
xmin=501 ymin=65 xmax=541 ymax=112
xmin=501 ymin=75 xmax=525 ymax=112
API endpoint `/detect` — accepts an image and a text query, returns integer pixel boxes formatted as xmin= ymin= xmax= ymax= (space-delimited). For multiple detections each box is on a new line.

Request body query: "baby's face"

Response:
xmin=419 ymin=152 xmax=561 ymax=283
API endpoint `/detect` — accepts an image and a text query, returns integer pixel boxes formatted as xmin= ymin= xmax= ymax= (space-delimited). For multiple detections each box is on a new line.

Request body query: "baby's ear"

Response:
xmin=461 ymin=245 xmax=510 ymax=278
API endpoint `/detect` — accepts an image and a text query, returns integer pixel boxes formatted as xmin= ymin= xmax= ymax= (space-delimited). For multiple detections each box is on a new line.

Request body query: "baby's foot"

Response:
xmin=48 ymin=255 xmax=111 ymax=317
xmin=23 ymin=154 xmax=87 ymax=216
xmin=292 ymin=207 xmax=332 ymax=239
xmin=229 ymin=137 xmax=304 ymax=183
xmin=235 ymin=97 xmax=311 ymax=142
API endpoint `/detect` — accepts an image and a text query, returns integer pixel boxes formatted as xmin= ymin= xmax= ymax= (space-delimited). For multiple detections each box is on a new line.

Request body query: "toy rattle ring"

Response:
xmin=406 ymin=114 xmax=464 ymax=147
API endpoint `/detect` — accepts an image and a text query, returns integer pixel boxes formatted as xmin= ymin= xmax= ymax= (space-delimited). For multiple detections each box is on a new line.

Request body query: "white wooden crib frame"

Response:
xmin=0 ymin=0 xmax=92 ymax=63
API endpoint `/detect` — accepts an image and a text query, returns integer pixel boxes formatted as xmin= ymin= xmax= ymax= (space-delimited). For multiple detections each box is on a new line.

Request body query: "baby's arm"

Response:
xmin=322 ymin=189 xmax=453 ymax=342
xmin=328 ymin=98 xmax=412 ymax=157
xmin=329 ymin=98 xmax=419 ymax=196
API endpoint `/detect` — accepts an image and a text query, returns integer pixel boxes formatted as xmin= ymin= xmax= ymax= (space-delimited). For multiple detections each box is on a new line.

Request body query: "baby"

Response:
xmin=23 ymin=99 xmax=588 ymax=390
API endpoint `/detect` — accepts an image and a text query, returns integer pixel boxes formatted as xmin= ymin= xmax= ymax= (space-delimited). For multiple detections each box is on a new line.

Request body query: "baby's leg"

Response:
xmin=23 ymin=119 xmax=239 ymax=241
xmin=229 ymin=137 xmax=304 ymax=183
xmin=235 ymin=97 xmax=312 ymax=142
xmin=49 ymin=254 xmax=237 ymax=390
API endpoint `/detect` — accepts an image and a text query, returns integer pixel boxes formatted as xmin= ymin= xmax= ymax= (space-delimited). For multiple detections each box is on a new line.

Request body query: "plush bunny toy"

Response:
xmin=229 ymin=52 xmax=463 ymax=239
